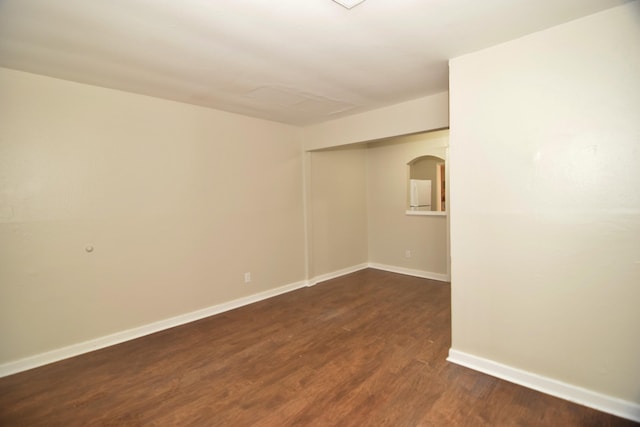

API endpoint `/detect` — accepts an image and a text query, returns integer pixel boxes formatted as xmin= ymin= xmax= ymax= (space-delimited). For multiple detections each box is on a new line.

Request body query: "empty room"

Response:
xmin=0 ymin=0 xmax=638 ymax=425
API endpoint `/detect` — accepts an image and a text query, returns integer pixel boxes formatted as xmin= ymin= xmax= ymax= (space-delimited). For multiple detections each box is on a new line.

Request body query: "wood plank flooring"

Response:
xmin=0 ymin=268 xmax=635 ymax=426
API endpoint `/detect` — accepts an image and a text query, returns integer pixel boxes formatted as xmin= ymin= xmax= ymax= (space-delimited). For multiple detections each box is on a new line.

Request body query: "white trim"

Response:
xmin=0 ymin=264 xmax=441 ymax=378
xmin=0 ymin=279 xmax=307 ymax=378
xmin=307 ymin=263 xmax=369 ymax=286
xmin=447 ymin=349 xmax=640 ymax=423
xmin=368 ymin=263 xmax=450 ymax=282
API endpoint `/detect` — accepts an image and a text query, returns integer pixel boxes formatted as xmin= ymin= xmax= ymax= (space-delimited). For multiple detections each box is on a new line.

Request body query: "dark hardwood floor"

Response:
xmin=0 ymin=269 xmax=635 ymax=426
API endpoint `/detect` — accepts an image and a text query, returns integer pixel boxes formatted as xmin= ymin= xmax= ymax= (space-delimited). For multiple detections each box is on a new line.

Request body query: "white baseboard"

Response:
xmin=447 ymin=349 xmax=640 ymax=423
xmin=0 ymin=279 xmax=308 ymax=378
xmin=307 ymin=263 xmax=369 ymax=286
xmin=0 ymin=264 xmax=443 ymax=379
xmin=368 ymin=262 xmax=450 ymax=282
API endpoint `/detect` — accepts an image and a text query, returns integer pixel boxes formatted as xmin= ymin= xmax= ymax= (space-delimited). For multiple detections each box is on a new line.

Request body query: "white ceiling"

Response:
xmin=0 ymin=0 xmax=629 ymax=125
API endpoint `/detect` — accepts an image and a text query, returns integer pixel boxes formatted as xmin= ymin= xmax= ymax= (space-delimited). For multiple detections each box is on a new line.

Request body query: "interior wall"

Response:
xmin=449 ymin=2 xmax=640 ymax=404
xmin=303 ymin=92 xmax=449 ymax=151
xmin=0 ymin=68 xmax=306 ymax=364
xmin=309 ymin=146 xmax=368 ymax=278
xmin=367 ymin=131 xmax=449 ymax=278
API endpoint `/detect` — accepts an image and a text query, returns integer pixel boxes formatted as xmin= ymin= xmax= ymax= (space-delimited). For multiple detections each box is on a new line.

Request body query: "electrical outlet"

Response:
xmin=405 ymin=249 xmax=411 ymax=258
xmin=244 ymin=272 xmax=251 ymax=283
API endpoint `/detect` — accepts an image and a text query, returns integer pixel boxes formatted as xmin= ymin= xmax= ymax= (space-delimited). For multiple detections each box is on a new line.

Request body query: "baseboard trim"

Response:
xmin=447 ymin=349 xmax=640 ymax=423
xmin=307 ymin=263 xmax=369 ymax=286
xmin=0 ymin=279 xmax=308 ymax=378
xmin=0 ymin=264 xmax=443 ymax=378
xmin=368 ymin=263 xmax=450 ymax=282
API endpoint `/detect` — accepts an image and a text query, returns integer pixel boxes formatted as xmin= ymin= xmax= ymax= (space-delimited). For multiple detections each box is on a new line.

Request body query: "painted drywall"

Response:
xmin=303 ymin=92 xmax=450 ymax=281
xmin=303 ymin=92 xmax=449 ymax=151
xmin=367 ymin=131 xmax=449 ymax=277
xmin=0 ymin=67 xmax=306 ymax=364
xmin=308 ymin=146 xmax=368 ymax=278
xmin=449 ymin=1 xmax=640 ymax=404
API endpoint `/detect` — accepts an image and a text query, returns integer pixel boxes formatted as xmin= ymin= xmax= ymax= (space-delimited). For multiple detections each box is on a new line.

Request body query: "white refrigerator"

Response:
xmin=410 ymin=179 xmax=431 ymax=210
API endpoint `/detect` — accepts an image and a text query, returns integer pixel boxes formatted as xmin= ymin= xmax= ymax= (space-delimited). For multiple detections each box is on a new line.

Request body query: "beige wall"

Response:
xmin=308 ymin=147 xmax=368 ymax=278
xmin=303 ymin=92 xmax=449 ymax=151
xmin=0 ymin=68 xmax=306 ymax=364
xmin=449 ymin=2 xmax=640 ymax=403
xmin=367 ymin=131 xmax=449 ymax=277
xmin=303 ymin=93 xmax=451 ymax=281
xmin=307 ymin=130 xmax=449 ymax=280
